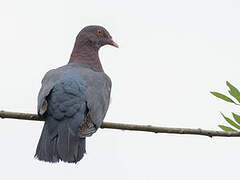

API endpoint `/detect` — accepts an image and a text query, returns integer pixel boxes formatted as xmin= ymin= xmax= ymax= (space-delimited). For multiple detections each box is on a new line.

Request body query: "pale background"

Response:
xmin=0 ymin=0 xmax=240 ymax=179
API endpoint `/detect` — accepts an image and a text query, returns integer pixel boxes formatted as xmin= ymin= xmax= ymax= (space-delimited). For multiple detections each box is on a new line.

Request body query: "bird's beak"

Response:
xmin=108 ymin=39 xmax=119 ymax=48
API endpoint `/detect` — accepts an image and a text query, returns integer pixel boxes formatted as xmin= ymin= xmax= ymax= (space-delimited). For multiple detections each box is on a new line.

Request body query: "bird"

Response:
xmin=35 ymin=25 xmax=118 ymax=163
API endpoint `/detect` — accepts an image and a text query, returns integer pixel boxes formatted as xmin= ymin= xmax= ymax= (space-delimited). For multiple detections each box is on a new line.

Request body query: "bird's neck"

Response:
xmin=69 ymin=45 xmax=103 ymax=72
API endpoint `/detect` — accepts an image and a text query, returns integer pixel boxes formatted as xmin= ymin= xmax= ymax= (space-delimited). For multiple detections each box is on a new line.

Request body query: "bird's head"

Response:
xmin=76 ymin=25 xmax=118 ymax=50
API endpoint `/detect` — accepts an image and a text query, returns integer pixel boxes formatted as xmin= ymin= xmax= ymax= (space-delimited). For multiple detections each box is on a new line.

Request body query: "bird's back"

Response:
xmin=35 ymin=62 xmax=111 ymax=163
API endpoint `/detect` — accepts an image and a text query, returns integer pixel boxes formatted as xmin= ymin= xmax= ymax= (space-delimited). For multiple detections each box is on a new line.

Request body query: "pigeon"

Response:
xmin=35 ymin=25 xmax=118 ymax=163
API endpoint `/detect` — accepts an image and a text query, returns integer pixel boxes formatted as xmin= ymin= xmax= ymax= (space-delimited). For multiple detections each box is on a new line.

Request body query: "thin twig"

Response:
xmin=0 ymin=110 xmax=240 ymax=137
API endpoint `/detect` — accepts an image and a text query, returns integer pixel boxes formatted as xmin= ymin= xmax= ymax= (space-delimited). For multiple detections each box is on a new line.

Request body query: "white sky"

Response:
xmin=0 ymin=0 xmax=240 ymax=179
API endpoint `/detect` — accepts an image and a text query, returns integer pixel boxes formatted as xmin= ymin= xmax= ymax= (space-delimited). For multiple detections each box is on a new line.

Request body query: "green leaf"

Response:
xmin=226 ymin=81 xmax=240 ymax=103
xmin=218 ymin=125 xmax=236 ymax=132
xmin=210 ymin=91 xmax=235 ymax=103
xmin=232 ymin=113 xmax=240 ymax=125
xmin=221 ymin=113 xmax=240 ymax=130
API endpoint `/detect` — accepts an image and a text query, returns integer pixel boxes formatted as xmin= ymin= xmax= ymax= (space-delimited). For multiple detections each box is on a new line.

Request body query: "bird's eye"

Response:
xmin=97 ymin=30 xmax=102 ymax=35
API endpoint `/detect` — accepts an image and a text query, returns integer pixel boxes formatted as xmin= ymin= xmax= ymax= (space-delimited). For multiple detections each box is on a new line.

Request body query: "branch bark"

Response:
xmin=0 ymin=110 xmax=240 ymax=137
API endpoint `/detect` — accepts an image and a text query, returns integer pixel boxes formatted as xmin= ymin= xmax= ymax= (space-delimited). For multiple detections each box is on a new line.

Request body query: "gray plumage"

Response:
xmin=35 ymin=25 xmax=117 ymax=163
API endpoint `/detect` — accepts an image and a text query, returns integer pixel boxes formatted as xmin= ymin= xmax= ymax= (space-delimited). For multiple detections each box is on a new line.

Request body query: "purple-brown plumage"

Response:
xmin=35 ymin=25 xmax=117 ymax=163
xmin=69 ymin=25 xmax=118 ymax=72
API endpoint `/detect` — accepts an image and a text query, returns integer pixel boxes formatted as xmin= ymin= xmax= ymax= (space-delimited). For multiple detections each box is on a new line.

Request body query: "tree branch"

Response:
xmin=0 ymin=110 xmax=240 ymax=137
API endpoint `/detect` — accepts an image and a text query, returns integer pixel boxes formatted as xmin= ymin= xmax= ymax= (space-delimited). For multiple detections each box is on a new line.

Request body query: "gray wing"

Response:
xmin=36 ymin=71 xmax=88 ymax=162
xmin=84 ymin=72 xmax=112 ymax=129
xmin=38 ymin=64 xmax=80 ymax=115
xmin=38 ymin=63 xmax=112 ymax=137
xmin=38 ymin=68 xmax=62 ymax=115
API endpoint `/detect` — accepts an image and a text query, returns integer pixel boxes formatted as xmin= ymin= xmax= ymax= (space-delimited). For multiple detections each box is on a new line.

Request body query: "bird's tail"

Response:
xmin=35 ymin=119 xmax=86 ymax=163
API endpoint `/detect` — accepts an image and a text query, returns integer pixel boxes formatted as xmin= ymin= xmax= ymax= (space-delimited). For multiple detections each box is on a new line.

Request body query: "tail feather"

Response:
xmin=35 ymin=120 xmax=86 ymax=163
